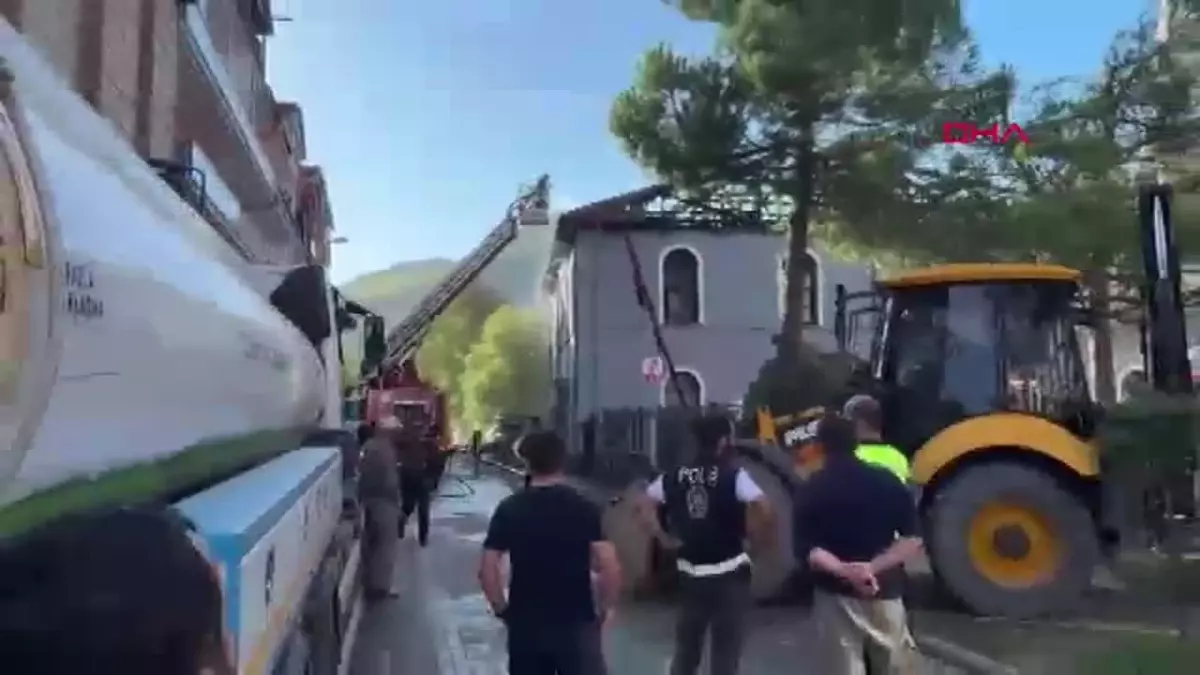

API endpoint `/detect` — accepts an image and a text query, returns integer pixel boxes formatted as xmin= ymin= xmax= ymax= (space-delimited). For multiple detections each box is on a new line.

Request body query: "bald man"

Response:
xmin=843 ymin=395 xmax=910 ymax=484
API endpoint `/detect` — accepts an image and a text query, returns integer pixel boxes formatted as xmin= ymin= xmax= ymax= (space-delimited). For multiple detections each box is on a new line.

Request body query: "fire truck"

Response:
xmin=355 ymin=176 xmax=550 ymax=454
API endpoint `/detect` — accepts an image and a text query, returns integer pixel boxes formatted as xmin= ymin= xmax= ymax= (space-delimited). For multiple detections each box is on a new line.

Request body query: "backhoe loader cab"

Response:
xmin=835 ymin=263 xmax=1105 ymax=618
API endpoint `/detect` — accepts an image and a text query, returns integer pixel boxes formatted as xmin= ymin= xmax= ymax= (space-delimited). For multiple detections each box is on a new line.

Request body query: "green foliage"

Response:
xmin=341 ymin=230 xmax=554 ymax=315
xmin=342 ymin=258 xmax=455 ymax=302
xmin=415 ymin=286 xmax=503 ymax=423
xmin=610 ymin=0 xmax=999 ymax=358
xmin=831 ymin=18 xmax=1200 ymax=273
xmin=1100 ymin=392 xmax=1198 ymax=476
xmin=460 ymin=306 xmax=550 ymax=431
xmin=1077 ymin=631 xmax=1200 ymax=674
xmin=741 ymin=345 xmax=860 ymax=422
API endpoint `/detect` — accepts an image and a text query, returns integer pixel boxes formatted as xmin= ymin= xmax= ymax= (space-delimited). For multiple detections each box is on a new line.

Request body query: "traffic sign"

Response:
xmin=642 ymin=356 xmax=666 ymax=384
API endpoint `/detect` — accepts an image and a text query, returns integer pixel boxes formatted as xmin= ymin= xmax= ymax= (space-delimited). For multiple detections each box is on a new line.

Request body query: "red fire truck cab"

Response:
xmin=365 ymin=360 xmax=451 ymax=452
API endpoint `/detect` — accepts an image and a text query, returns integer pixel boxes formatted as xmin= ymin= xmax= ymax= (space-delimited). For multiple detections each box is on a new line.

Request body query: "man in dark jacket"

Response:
xmin=794 ymin=414 xmax=924 ymax=674
xmin=359 ymin=421 xmax=402 ymax=598
xmin=396 ymin=425 xmax=435 ymax=547
xmin=639 ymin=411 xmax=774 ymax=675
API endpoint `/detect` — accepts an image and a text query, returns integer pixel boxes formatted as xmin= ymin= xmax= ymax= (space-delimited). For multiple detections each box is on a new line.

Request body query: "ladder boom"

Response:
xmin=382 ymin=175 xmax=550 ymax=368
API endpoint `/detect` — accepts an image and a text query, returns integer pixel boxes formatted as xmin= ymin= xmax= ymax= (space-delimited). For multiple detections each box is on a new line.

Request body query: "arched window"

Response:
xmin=777 ymin=250 xmax=821 ymax=325
xmin=663 ymin=369 xmax=704 ymax=408
xmin=660 ymin=246 xmax=702 ymax=326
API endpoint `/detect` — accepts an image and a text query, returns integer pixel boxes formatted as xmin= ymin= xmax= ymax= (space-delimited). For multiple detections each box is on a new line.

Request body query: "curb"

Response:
xmin=916 ymin=634 xmax=1019 ymax=674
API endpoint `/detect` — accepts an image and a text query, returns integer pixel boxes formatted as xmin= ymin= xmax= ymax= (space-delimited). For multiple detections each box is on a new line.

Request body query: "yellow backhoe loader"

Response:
xmin=751 ymin=186 xmax=1191 ymax=618
xmin=611 ymin=185 xmax=1192 ymax=620
xmin=764 ymin=184 xmax=1191 ymax=618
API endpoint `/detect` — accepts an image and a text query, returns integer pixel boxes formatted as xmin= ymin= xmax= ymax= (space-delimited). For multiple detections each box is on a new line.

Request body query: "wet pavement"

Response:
xmin=348 ymin=461 xmax=968 ymax=674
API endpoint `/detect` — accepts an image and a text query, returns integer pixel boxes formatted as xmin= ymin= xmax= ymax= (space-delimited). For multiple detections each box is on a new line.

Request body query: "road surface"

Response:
xmin=348 ymin=460 xmax=963 ymax=674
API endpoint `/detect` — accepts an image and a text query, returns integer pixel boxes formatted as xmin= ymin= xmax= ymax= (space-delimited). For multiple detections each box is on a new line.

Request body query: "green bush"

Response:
xmin=1077 ymin=633 xmax=1200 ymax=674
xmin=1099 ymin=392 xmax=1198 ymax=474
xmin=740 ymin=345 xmax=861 ymax=435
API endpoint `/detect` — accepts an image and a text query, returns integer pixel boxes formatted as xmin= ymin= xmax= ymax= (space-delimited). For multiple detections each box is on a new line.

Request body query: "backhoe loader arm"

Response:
xmin=1136 ymin=183 xmax=1193 ymax=395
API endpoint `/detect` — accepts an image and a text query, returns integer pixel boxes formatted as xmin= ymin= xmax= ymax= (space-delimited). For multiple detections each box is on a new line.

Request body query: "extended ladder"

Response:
xmin=382 ymin=175 xmax=551 ymax=368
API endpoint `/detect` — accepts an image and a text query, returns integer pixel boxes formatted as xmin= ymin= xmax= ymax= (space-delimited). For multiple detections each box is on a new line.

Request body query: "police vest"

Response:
xmin=855 ymin=443 xmax=910 ymax=483
xmin=663 ymin=462 xmax=747 ymax=575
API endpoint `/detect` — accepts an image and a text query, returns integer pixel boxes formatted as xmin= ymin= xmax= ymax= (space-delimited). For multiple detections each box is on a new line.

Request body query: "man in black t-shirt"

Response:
xmin=479 ymin=431 xmax=621 ymax=675
xmin=793 ymin=414 xmax=924 ymax=674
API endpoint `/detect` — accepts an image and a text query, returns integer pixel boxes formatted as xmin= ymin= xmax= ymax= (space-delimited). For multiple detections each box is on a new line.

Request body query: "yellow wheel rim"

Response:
xmin=967 ymin=502 xmax=1062 ymax=588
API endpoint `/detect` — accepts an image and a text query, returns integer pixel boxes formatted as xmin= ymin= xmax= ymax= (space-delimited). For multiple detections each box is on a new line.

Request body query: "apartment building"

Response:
xmin=0 ymin=0 xmax=335 ymax=267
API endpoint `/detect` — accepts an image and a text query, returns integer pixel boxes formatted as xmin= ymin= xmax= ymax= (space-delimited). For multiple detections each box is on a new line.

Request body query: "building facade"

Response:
xmin=544 ymin=187 xmax=873 ymax=456
xmin=0 ymin=0 xmax=334 ymax=267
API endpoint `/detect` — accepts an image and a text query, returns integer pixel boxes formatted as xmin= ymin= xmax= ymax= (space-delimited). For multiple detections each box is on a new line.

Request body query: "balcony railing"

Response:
xmin=147 ymin=157 xmax=256 ymax=261
xmin=182 ymin=0 xmax=277 ymax=188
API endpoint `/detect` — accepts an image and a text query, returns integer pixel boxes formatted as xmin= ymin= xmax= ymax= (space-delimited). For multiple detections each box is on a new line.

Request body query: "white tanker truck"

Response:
xmin=0 ymin=18 xmax=395 ymax=675
xmin=0 ymin=19 xmax=547 ymax=673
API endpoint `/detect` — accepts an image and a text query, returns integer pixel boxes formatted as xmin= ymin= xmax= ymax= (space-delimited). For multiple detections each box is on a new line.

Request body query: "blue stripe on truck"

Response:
xmin=174 ymin=446 xmax=340 ymax=666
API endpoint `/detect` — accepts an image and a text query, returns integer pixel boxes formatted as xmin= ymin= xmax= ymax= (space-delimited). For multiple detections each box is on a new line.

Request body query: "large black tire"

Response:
xmin=602 ymin=480 xmax=663 ymax=597
xmin=303 ymin=556 xmax=343 ymax=675
xmin=926 ymin=462 xmax=1098 ymax=619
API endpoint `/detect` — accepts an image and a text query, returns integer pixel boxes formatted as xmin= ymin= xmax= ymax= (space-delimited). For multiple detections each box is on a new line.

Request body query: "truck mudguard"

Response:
xmin=911 ymin=413 xmax=1099 ymax=486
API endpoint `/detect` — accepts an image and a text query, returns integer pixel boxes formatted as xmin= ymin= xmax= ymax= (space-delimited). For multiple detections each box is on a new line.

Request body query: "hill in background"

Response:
xmin=338 ymin=226 xmax=555 ymax=359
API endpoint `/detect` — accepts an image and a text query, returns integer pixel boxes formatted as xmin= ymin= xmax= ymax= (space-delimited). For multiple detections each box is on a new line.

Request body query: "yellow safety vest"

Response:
xmin=855 ymin=443 xmax=910 ymax=483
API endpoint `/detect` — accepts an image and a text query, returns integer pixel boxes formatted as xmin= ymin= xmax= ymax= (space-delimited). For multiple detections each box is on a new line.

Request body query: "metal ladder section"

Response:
xmin=383 ymin=175 xmax=551 ymax=368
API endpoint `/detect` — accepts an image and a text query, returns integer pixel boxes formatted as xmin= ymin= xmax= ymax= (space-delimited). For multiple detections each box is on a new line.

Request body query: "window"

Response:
xmin=663 ymin=370 xmax=704 ymax=407
xmin=882 ymin=282 xmax=1088 ymax=424
xmin=777 ymin=251 xmax=820 ymax=325
xmin=994 ymin=282 xmax=1089 ymax=416
xmin=660 ymin=246 xmax=702 ymax=326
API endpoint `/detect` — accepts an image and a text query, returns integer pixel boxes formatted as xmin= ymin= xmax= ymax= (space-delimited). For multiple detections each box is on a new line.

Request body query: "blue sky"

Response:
xmin=266 ymin=0 xmax=1151 ymax=284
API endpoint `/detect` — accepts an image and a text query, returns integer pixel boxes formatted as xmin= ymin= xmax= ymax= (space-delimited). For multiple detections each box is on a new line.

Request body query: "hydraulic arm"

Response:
xmin=1136 ymin=183 xmax=1193 ymax=396
xmin=380 ymin=176 xmax=550 ymax=371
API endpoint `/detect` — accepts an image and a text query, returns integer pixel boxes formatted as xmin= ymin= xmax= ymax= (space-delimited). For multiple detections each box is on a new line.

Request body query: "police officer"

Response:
xmin=640 ymin=411 xmax=774 ymax=675
xmin=843 ymin=395 xmax=910 ymax=484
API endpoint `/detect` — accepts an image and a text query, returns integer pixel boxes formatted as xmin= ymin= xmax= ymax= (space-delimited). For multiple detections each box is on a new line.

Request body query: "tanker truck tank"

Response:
xmin=0 ymin=24 xmax=325 ymax=528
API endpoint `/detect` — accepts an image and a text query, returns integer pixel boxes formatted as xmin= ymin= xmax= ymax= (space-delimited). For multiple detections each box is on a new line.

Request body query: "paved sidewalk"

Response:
xmin=349 ymin=467 xmax=510 ymax=675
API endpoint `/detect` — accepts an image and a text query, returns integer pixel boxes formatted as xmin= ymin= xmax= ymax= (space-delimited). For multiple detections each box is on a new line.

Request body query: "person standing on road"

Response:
xmin=842 ymin=395 xmax=910 ymax=484
xmin=479 ymin=430 xmax=621 ymax=675
xmin=396 ymin=424 xmax=434 ymax=546
xmin=639 ymin=411 xmax=774 ymax=675
xmin=359 ymin=421 xmax=402 ymax=599
xmin=794 ymin=414 xmax=924 ymax=675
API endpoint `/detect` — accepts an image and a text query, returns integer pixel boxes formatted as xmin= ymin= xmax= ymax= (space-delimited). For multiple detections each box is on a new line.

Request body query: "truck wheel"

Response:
xmin=602 ymin=480 xmax=665 ymax=597
xmin=738 ymin=454 xmax=798 ymax=602
xmin=303 ymin=558 xmax=342 ymax=675
xmin=926 ymin=462 xmax=1098 ymax=619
